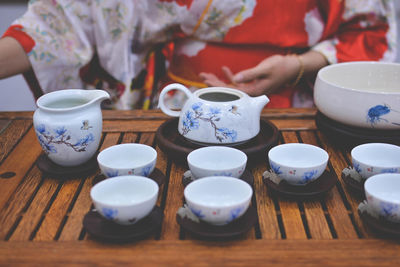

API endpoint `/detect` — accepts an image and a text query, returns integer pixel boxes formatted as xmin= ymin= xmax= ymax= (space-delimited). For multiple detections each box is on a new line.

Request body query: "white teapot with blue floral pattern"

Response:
xmin=159 ymin=83 xmax=269 ymax=144
xmin=33 ymin=89 xmax=110 ymax=166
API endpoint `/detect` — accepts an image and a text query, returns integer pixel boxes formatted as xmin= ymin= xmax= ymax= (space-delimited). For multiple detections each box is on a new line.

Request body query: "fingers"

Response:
xmin=233 ymin=64 xmax=269 ymax=84
xmin=199 ymin=72 xmax=228 ymax=87
xmin=221 ymin=66 xmax=235 ymax=82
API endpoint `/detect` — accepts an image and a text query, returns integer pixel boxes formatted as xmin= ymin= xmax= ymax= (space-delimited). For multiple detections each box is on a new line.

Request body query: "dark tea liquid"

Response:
xmin=199 ymin=92 xmax=240 ymax=102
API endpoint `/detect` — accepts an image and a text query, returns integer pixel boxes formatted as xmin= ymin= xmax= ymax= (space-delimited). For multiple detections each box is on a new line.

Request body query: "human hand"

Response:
xmin=199 ymin=55 xmax=301 ymax=96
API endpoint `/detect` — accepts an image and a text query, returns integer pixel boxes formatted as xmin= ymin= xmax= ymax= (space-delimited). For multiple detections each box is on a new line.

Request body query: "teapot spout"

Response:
xmin=251 ymin=95 xmax=269 ymax=113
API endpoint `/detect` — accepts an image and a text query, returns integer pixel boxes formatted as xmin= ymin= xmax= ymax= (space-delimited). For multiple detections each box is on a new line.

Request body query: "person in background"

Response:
xmin=0 ymin=0 xmax=396 ymax=109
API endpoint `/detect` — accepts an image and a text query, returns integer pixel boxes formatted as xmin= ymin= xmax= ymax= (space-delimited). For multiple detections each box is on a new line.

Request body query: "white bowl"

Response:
xmin=90 ymin=176 xmax=159 ymax=225
xmin=97 ymin=143 xmax=157 ymax=178
xmin=314 ymin=61 xmax=400 ymax=129
xmin=187 ymin=146 xmax=247 ymax=179
xmin=364 ymin=173 xmax=400 ymax=223
xmin=268 ymin=143 xmax=329 ymax=185
xmin=184 ymin=176 xmax=252 ymax=225
xmin=351 ymin=143 xmax=400 ymax=179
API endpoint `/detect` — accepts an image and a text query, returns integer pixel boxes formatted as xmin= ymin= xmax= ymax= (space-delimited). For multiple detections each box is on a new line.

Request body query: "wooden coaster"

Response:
xmin=92 ymin=168 xmax=166 ymax=186
xmin=156 ymin=118 xmax=279 ymax=164
xmin=315 ymin=111 xmax=400 ymax=145
xmin=263 ymin=170 xmax=337 ymax=199
xmin=83 ymin=206 xmax=163 ymax=242
xmin=182 ymin=169 xmax=254 ymax=187
xmin=342 ymin=172 xmax=365 ymax=196
xmin=36 ymin=153 xmax=98 ymax=179
xmin=359 ymin=209 xmax=400 ymax=238
xmin=176 ymin=206 xmax=257 ymax=240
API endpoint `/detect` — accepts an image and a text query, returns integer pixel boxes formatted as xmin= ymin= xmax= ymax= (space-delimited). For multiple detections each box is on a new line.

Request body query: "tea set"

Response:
xmin=32 ymin=61 xmax=400 ymax=240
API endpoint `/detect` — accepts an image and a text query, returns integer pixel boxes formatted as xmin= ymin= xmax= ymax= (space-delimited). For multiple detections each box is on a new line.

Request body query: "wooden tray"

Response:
xmin=315 ymin=111 xmax=400 ymax=145
xmin=156 ymin=118 xmax=279 ymax=165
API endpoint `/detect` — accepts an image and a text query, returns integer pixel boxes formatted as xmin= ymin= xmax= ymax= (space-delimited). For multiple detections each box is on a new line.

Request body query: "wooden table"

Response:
xmin=0 ymin=109 xmax=399 ymax=266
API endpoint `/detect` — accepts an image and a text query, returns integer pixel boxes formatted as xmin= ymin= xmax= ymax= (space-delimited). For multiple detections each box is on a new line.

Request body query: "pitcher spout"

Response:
xmin=86 ymin=89 xmax=111 ymax=103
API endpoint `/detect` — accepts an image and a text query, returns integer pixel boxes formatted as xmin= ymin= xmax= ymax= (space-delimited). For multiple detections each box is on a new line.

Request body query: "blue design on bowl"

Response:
xmin=227 ymin=206 xmax=244 ymax=224
xmin=102 ymin=207 xmax=118 ymax=220
xmin=106 ymin=169 xmax=119 ymax=178
xmin=189 ymin=207 xmax=205 ymax=219
xmin=380 ymin=168 xmax=399 ymax=174
xmin=300 ymin=170 xmax=318 ymax=184
xmin=367 ymin=104 xmax=400 ymax=126
xmin=270 ymin=162 xmax=282 ymax=175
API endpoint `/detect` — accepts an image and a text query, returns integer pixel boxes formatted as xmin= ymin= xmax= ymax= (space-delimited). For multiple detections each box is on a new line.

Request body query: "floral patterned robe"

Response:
xmin=2 ymin=0 xmax=397 ymax=109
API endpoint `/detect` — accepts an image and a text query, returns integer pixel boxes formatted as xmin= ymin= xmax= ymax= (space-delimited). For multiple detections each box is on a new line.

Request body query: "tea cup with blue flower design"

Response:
xmin=187 ymin=146 xmax=247 ymax=179
xmin=90 ymin=176 xmax=159 ymax=225
xmin=351 ymin=143 xmax=400 ymax=180
xmin=364 ymin=173 xmax=400 ymax=223
xmin=97 ymin=143 xmax=157 ymax=178
xmin=184 ymin=176 xmax=252 ymax=225
xmin=268 ymin=143 xmax=329 ymax=186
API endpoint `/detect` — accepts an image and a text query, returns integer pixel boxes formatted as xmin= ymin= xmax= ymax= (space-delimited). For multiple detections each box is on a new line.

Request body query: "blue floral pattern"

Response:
xmin=141 ymin=165 xmax=153 ymax=177
xmin=300 ymin=170 xmax=318 ymax=184
xmin=102 ymin=207 xmax=118 ymax=220
xmin=353 ymin=162 xmax=362 ymax=174
xmin=106 ymin=169 xmax=119 ymax=178
xmin=227 ymin=206 xmax=244 ymax=224
xmin=381 ymin=168 xmax=399 ymax=174
xmin=270 ymin=162 xmax=282 ymax=175
xmin=190 ymin=207 xmax=205 ymax=219
xmin=367 ymin=104 xmax=400 ymax=127
xmin=380 ymin=202 xmax=399 ymax=220
xmin=181 ymin=102 xmax=238 ymax=143
xmin=35 ymin=124 xmax=95 ymax=154
xmin=213 ymin=171 xmax=233 ymax=177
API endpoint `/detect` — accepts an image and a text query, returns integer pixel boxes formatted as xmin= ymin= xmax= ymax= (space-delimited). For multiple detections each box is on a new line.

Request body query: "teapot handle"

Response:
xmin=158 ymin=83 xmax=193 ymax=117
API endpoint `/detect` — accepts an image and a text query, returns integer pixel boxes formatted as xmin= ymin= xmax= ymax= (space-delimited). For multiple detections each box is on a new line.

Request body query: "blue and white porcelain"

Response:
xmin=184 ymin=176 xmax=252 ymax=225
xmin=90 ymin=176 xmax=159 ymax=225
xmin=187 ymin=146 xmax=247 ymax=179
xmin=314 ymin=61 xmax=400 ymax=129
xmin=33 ymin=89 xmax=110 ymax=166
xmin=351 ymin=143 xmax=400 ymax=180
xmin=97 ymin=143 xmax=157 ymax=178
xmin=268 ymin=143 xmax=329 ymax=186
xmin=365 ymin=173 xmax=400 ymax=223
xmin=158 ymin=83 xmax=269 ymax=144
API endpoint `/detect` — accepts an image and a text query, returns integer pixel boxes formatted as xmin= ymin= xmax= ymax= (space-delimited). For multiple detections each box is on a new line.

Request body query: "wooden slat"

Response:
xmin=9 ymin=176 xmax=59 ymax=241
xmin=253 ymin=163 xmax=281 ymax=239
xmin=279 ymin=132 xmax=307 ymax=239
xmin=0 ymin=127 xmax=42 ymax=211
xmin=0 ymin=108 xmax=317 ymax=120
xmin=300 ymin=131 xmax=358 ymax=239
xmin=0 ymin=167 xmax=42 ymax=240
xmin=1 ymin=239 xmax=399 ymax=266
xmin=159 ymin=163 xmax=185 ymax=240
xmin=0 ymin=119 xmax=10 ymax=133
xmin=298 ymin=131 xmax=333 ymax=239
xmin=60 ymin=133 xmax=120 ymax=241
xmin=0 ymin=119 xmax=32 ymax=163
xmin=103 ymin=120 xmax=165 ymax=132
xmin=270 ymin=119 xmax=316 ymax=131
xmin=33 ymin=178 xmax=82 ymax=241
xmin=317 ymin=132 xmax=371 ymax=238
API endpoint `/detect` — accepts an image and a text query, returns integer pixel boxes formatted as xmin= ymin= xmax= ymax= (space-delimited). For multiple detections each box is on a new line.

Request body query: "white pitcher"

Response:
xmin=33 ymin=89 xmax=110 ymax=166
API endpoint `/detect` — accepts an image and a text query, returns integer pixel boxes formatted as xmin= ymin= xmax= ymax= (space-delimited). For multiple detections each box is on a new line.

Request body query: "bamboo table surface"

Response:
xmin=0 ymin=109 xmax=399 ymax=266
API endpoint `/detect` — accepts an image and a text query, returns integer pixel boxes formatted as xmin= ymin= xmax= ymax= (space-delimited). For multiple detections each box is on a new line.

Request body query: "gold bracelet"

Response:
xmin=290 ymin=54 xmax=304 ymax=87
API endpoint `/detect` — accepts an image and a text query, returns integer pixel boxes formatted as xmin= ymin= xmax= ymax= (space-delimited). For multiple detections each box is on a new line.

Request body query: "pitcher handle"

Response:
xmin=158 ymin=83 xmax=193 ymax=117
